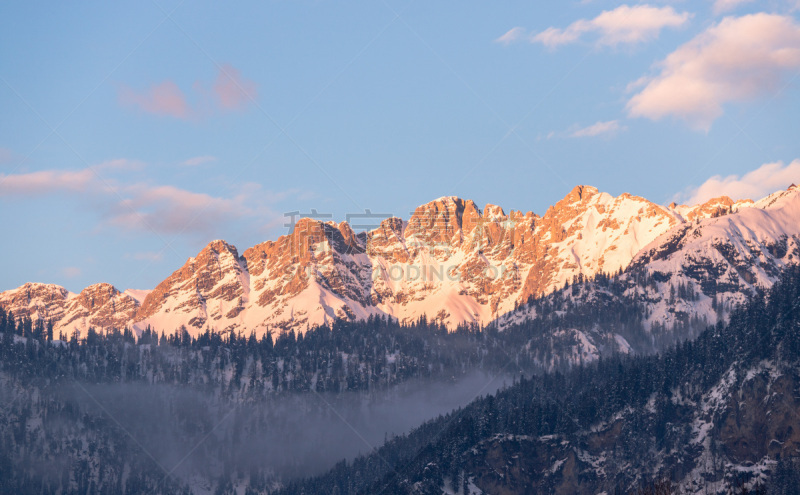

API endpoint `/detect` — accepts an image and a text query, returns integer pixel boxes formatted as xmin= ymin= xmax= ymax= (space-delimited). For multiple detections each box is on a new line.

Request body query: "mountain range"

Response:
xmin=2 ymin=184 xmax=799 ymax=341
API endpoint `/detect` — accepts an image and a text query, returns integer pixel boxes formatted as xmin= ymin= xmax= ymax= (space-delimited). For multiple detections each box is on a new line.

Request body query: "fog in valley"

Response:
xmin=30 ymin=370 xmax=511 ymax=487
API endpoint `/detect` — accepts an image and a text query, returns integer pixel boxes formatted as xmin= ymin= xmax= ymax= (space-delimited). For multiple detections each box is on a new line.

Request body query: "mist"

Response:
xmin=56 ymin=370 xmax=511 ymax=487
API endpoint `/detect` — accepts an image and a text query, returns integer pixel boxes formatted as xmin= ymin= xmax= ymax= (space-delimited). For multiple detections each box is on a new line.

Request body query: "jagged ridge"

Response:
xmin=2 ymin=184 xmax=799 ymax=338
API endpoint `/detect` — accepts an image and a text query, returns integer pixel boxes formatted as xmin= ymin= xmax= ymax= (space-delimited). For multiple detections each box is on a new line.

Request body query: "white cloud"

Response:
xmin=544 ymin=120 xmax=626 ymax=139
xmin=495 ymin=27 xmax=528 ymax=45
xmin=0 ymin=163 xmax=289 ymax=236
xmin=181 ymin=155 xmax=216 ymax=166
xmin=570 ymin=120 xmax=626 ymax=137
xmin=627 ymin=13 xmax=800 ymax=130
xmin=713 ymin=0 xmax=754 ymax=15
xmin=677 ymin=160 xmax=800 ymax=204
xmin=497 ymin=5 xmax=691 ymax=48
xmin=108 ymin=184 xmax=250 ymax=235
xmin=0 ymin=169 xmax=96 ymax=194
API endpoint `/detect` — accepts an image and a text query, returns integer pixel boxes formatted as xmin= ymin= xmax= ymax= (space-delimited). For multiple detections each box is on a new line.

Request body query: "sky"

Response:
xmin=1 ymin=0 xmax=800 ymax=293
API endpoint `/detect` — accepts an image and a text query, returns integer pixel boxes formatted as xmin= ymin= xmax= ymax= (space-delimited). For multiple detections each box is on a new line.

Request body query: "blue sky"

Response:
xmin=2 ymin=0 xmax=800 ymax=293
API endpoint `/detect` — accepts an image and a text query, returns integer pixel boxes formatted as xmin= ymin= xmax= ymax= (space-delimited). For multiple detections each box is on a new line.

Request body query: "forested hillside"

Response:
xmin=279 ymin=265 xmax=800 ymax=494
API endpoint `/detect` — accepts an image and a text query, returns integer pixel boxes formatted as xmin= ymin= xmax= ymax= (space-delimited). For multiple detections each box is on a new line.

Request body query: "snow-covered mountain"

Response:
xmin=491 ymin=185 xmax=800 ymax=362
xmin=2 ymin=184 xmax=799 ymax=338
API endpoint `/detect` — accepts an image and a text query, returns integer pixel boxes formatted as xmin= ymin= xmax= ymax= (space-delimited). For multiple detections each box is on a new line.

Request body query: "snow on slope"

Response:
xmin=631 ymin=185 xmax=800 ymax=329
xmin=123 ymin=289 xmax=151 ymax=304
xmin=0 ymin=282 xmax=138 ymax=336
xmin=493 ymin=185 xmax=800 ymax=342
xmin=2 ymin=184 xmax=799 ymax=338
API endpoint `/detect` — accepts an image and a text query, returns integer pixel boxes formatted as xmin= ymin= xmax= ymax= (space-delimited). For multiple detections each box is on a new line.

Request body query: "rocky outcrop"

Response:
xmin=61 ymin=283 xmax=138 ymax=330
xmin=0 ymin=283 xmax=71 ymax=323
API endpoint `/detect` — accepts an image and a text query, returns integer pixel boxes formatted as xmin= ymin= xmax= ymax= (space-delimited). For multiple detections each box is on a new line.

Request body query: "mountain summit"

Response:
xmin=2 ymin=185 xmax=799 ymax=338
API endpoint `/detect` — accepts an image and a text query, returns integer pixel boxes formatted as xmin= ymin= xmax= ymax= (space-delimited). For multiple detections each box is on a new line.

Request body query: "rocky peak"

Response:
xmin=136 ymin=240 xmax=247 ymax=323
xmin=287 ymin=218 xmax=364 ymax=261
xmin=366 ymin=217 xmax=408 ymax=260
xmin=483 ymin=204 xmax=505 ymax=220
xmin=0 ymin=283 xmax=69 ymax=321
xmin=199 ymin=239 xmax=240 ymax=259
xmin=462 ymin=201 xmax=483 ymax=237
xmin=74 ymin=283 xmax=122 ymax=310
xmin=686 ymin=196 xmax=734 ymax=221
xmin=405 ymin=196 xmax=478 ymax=249
xmin=562 ymin=185 xmax=599 ymax=206
xmin=0 ymin=281 xmax=141 ymax=334
xmin=19 ymin=283 xmax=69 ymax=303
xmin=378 ymin=217 xmax=405 ymax=237
xmin=61 ymin=283 xmax=139 ymax=331
xmin=334 ymin=221 xmax=365 ymax=255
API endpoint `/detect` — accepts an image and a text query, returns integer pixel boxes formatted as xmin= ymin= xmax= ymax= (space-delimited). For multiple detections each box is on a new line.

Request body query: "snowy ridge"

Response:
xmin=496 ymin=186 xmax=800 ymax=338
xmin=2 ymin=184 xmax=799 ymax=338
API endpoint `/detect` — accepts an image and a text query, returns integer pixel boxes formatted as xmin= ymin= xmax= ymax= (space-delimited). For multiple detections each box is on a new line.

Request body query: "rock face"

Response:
xmin=135 ymin=240 xmax=249 ymax=332
xmin=61 ymin=283 xmax=139 ymax=332
xmin=0 ymin=283 xmax=71 ymax=323
xmin=2 ymin=184 xmax=799 ymax=337
xmin=0 ymin=282 xmax=138 ymax=337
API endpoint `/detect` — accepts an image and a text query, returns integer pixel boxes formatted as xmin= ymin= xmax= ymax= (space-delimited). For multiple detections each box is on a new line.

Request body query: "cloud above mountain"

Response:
xmin=627 ymin=13 xmax=800 ymax=130
xmin=677 ymin=159 xmax=800 ymax=204
xmin=497 ymin=5 xmax=691 ymax=48
xmin=0 ymin=162 xmax=285 ymax=237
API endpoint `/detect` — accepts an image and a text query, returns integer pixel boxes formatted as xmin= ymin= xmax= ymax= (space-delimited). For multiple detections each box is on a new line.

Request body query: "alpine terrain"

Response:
xmin=2 ymin=184 xmax=799 ymax=346
xmin=2 ymin=183 xmax=800 ymax=494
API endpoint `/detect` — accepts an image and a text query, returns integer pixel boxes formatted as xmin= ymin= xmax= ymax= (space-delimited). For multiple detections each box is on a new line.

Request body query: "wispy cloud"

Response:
xmin=0 ymin=163 xmax=290 ymax=237
xmin=180 ymin=155 xmax=216 ymax=167
xmin=712 ymin=0 xmax=754 ymax=15
xmin=570 ymin=120 xmax=626 ymax=138
xmin=0 ymin=168 xmax=96 ymax=194
xmin=107 ymin=183 xmax=250 ymax=235
xmin=119 ymin=80 xmax=191 ymax=119
xmin=495 ymin=27 xmax=528 ymax=45
xmin=497 ymin=5 xmax=691 ymax=48
xmin=627 ymin=13 xmax=800 ymax=130
xmin=543 ymin=120 xmax=626 ymax=140
xmin=62 ymin=267 xmax=82 ymax=278
xmin=676 ymin=160 xmax=800 ymax=204
xmin=118 ymin=64 xmax=258 ymax=120
xmin=213 ymin=64 xmax=258 ymax=110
